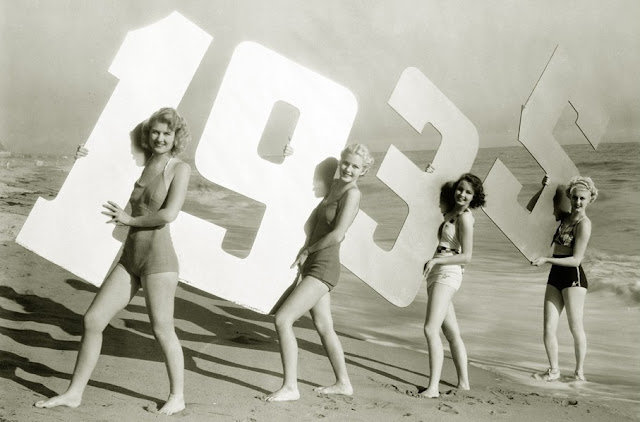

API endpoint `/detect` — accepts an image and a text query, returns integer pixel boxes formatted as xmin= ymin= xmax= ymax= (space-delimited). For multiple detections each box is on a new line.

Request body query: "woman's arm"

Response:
xmin=532 ymin=218 xmax=591 ymax=267
xmin=103 ymin=162 xmax=191 ymax=227
xmin=526 ymin=175 xmax=550 ymax=212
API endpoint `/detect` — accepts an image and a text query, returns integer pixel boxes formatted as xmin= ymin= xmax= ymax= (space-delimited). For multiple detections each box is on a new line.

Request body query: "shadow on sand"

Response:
xmin=0 ymin=279 xmax=430 ymax=403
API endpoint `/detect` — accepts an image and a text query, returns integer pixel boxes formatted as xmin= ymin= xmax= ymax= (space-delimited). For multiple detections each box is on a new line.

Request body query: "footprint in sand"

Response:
xmin=437 ymin=403 xmax=459 ymax=414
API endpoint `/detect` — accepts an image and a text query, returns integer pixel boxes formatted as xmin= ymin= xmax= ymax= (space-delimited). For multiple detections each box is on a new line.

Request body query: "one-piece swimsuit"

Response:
xmin=118 ymin=158 xmax=179 ymax=277
xmin=301 ymin=188 xmax=354 ymax=290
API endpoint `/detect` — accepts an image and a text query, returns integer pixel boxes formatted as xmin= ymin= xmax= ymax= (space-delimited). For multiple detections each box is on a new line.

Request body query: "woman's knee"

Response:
xmin=83 ymin=310 xmax=109 ymax=333
xmin=423 ymin=323 xmax=440 ymax=339
xmin=151 ymin=319 xmax=176 ymax=341
xmin=274 ymin=311 xmax=294 ymax=332
xmin=568 ymin=321 xmax=586 ymax=338
xmin=442 ymin=326 xmax=461 ymax=344
xmin=313 ymin=317 xmax=335 ymax=338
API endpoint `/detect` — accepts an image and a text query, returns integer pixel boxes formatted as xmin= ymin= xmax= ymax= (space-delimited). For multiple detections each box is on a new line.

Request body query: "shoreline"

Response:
xmin=1 ymin=241 xmax=637 ymax=422
xmin=1 ymin=151 xmax=638 ymax=421
xmin=2 ymin=236 xmax=637 ymax=421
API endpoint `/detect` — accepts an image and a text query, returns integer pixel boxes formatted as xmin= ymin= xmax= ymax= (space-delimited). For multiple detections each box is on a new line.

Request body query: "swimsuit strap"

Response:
xmin=445 ymin=208 xmax=468 ymax=224
xmin=163 ymin=156 xmax=173 ymax=172
xmin=323 ymin=186 xmax=357 ymax=225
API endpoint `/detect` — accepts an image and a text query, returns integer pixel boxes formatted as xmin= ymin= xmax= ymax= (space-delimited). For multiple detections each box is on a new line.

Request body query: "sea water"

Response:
xmin=327 ymin=142 xmax=640 ymax=405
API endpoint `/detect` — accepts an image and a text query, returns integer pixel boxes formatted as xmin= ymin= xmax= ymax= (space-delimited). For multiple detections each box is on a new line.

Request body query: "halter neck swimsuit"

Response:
xmin=301 ymin=188 xmax=354 ymax=290
xmin=118 ymin=158 xmax=179 ymax=277
xmin=426 ymin=210 xmax=472 ymax=292
xmin=547 ymin=216 xmax=588 ymax=290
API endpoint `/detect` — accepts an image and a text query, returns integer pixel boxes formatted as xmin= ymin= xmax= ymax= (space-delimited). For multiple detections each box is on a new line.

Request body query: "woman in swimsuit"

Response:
xmin=531 ymin=176 xmax=598 ymax=382
xmin=264 ymin=143 xmax=374 ymax=402
xmin=35 ymin=107 xmax=191 ymax=415
xmin=421 ymin=173 xmax=486 ymax=398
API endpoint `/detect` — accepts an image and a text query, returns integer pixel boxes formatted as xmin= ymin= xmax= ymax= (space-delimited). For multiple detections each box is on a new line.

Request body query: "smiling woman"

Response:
xmin=34 ymin=107 xmax=192 ymax=416
xmin=531 ymin=176 xmax=598 ymax=383
xmin=264 ymin=143 xmax=374 ymax=402
xmin=420 ymin=173 xmax=486 ymax=398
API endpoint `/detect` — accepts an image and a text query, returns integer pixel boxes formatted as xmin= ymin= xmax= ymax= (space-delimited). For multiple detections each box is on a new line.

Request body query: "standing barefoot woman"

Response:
xmin=421 ymin=173 xmax=485 ymax=398
xmin=264 ymin=144 xmax=374 ymax=402
xmin=532 ymin=176 xmax=597 ymax=382
xmin=35 ymin=107 xmax=191 ymax=415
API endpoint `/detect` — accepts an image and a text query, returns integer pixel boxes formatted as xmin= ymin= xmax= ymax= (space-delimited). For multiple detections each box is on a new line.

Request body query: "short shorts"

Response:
xmin=547 ymin=254 xmax=588 ymax=291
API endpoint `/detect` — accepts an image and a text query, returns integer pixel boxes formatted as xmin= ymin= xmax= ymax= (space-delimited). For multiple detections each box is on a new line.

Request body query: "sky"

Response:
xmin=1 ymin=0 xmax=639 ymax=155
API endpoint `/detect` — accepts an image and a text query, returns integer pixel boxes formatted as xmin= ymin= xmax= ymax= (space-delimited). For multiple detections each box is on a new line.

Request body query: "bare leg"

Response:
xmin=563 ymin=287 xmax=587 ymax=379
xmin=441 ymin=302 xmax=469 ymax=390
xmin=264 ymin=277 xmax=329 ymax=402
xmin=310 ymin=293 xmax=353 ymax=396
xmin=141 ymin=272 xmax=185 ymax=415
xmin=35 ymin=265 xmax=139 ymax=408
xmin=420 ymin=283 xmax=456 ymax=398
xmin=542 ymin=285 xmax=564 ymax=377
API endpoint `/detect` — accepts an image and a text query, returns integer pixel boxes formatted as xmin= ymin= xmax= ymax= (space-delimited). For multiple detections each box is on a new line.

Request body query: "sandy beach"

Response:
xmin=1 ymin=155 xmax=637 ymax=422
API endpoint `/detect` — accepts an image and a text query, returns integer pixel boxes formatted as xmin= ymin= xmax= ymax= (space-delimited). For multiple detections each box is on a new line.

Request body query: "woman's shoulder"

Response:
xmin=167 ymin=158 xmax=191 ymax=180
xmin=575 ymin=215 xmax=592 ymax=229
xmin=171 ymin=158 xmax=191 ymax=171
xmin=341 ymin=186 xmax=361 ymax=201
xmin=459 ymin=209 xmax=475 ymax=225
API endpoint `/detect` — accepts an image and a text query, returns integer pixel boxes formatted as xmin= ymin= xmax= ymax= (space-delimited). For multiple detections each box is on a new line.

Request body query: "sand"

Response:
xmin=1 ymin=157 xmax=637 ymax=422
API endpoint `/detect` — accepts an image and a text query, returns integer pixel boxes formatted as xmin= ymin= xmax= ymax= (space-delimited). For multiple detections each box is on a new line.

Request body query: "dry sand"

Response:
xmin=1 ymin=157 xmax=636 ymax=422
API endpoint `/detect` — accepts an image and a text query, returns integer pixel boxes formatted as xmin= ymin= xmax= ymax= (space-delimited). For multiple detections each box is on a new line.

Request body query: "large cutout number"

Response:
xmin=341 ymin=68 xmax=479 ymax=306
xmin=171 ymin=42 xmax=357 ymax=312
xmin=16 ymin=12 xmax=212 ymax=283
xmin=17 ymin=15 xmax=610 ymax=313
xmin=482 ymin=46 xmax=609 ymax=260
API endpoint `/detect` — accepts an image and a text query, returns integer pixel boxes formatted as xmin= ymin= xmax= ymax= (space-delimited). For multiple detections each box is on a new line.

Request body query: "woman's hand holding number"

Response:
xmin=102 ymin=201 xmax=132 ymax=226
xmin=75 ymin=144 xmax=88 ymax=160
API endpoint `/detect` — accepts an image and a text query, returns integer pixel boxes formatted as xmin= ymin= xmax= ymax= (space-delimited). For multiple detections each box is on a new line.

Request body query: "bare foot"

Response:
xmin=534 ymin=368 xmax=560 ymax=381
xmin=157 ymin=394 xmax=185 ymax=416
xmin=418 ymin=388 xmax=440 ymax=398
xmin=34 ymin=392 xmax=82 ymax=409
xmin=314 ymin=382 xmax=353 ymax=396
xmin=264 ymin=386 xmax=300 ymax=402
xmin=457 ymin=382 xmax=470 ymax=390
xmin=573 ymin=371 xmax=587 ymax=382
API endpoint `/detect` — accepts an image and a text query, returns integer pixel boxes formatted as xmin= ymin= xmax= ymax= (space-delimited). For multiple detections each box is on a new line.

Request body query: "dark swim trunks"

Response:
xmin=547 ymin=254 xmax=588 ymax=291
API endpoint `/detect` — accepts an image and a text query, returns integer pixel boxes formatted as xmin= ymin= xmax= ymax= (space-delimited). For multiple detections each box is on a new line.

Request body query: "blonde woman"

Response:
xmin=35 ymin=108 xmax=191 ymax=415
xmin=265 ymin=144 xmax=374 ymax=402
xmin=532 ymin=176 xmax=598 ymax=382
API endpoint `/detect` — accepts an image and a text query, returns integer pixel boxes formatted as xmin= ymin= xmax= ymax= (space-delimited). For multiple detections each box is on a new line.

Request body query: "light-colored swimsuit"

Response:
xmin=426 ymin=210 xmax=472 ymax=292
xmin=118 ymin=158 xmax=179 ymax=277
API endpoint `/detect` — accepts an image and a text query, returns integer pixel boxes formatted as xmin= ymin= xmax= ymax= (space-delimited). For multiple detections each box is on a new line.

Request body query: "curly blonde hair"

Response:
xmin=566 ymin=176 xmax=598 ymax=203
xmin=141 ymin=107 xmax=190 ymax=156
xmin=340 ymin=143 xmax=374 ymax=175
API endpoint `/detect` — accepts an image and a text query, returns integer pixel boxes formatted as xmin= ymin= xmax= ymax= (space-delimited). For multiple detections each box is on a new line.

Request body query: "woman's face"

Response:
xmin=339 ymin=153 xmax=365 ymax=183
xmin=454 ymin=180 xmax=475 ymax=209
xmin=149 ymin=121 xmax=175 ymax=155
xmin=570 ymin=188 xmax=592 ymax=213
